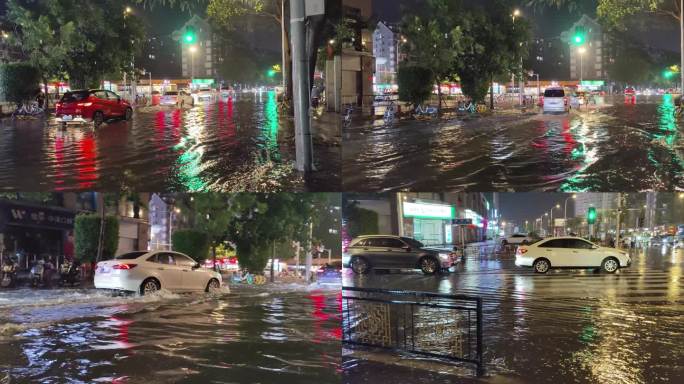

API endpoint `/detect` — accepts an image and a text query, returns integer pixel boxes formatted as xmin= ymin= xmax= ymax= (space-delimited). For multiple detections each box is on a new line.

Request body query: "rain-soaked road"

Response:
xmin=0 ymin=285 xmax=341 ymax=383
xmin=343 ymin=95 xmax=684 ymax=191
xmin=0 ymin=92 xmax=340 ymax=192
xmin=342 ymin=243 xmax=684 ymax=384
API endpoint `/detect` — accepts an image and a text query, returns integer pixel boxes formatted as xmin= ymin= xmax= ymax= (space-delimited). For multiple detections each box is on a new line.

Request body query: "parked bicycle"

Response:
xmin=12 ymin=101 xmax=44 ymax=118
xmin=414 ymin=104 xmax=438 ymax=118
xmin=383 ymin=101 xmax=396 ymax=124
xmin=343 ymin=104 xmax=355 ymax=126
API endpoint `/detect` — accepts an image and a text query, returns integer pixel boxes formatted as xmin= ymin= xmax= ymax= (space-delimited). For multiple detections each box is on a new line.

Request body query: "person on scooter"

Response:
xmin=1 ymin=256 xmax=18 ymax=288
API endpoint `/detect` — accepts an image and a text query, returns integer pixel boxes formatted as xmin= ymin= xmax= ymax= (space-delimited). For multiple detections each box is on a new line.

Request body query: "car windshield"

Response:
xmin=544 ymin=89 xmax=564 ymax=97
xmin=61 ymin=91 xmax=90 ymax=102
xmin=115 ymin=251 xmax=147 ymax=260
xmin=400 ymin=237 xmax=424 ymax=248
xmin=200 ymin=88 xmax=211 ymax=92
xmin=164 ymin=91 xmax=179 ymax=96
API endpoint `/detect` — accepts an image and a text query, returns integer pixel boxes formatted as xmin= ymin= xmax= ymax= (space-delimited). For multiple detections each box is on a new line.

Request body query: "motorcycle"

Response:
xmin=59 ymin=260 xmax=82 ymax=287
xmin=1 ymin=258 xmax=18 ymax=288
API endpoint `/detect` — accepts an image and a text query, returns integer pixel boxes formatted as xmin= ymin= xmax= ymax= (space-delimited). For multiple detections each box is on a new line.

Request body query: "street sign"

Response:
xmin=305 ymin=0 xmax=325 ymax=16
xmin=452 ymin=218 xmax=473 ymax=225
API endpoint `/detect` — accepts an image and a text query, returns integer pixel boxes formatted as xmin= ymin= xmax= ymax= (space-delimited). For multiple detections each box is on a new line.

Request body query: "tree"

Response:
xmin=607 ymin=45 xmax=653 ymax=86
xmin=455 ymin=0 xmax=530 ymax=104
xmin=227 ymin=193 xmax=323 ymax=273
xmin=400 ymin=0 xmax=465 ymax=110
xmin=172 ymin=229 xmax=210 ymax=262
xmin=0 ymin=63 xmax=41 ymax=105
xmin=397 ymin=66 xmax=434 ymax=106
xmin=342 ymin=199 xmax=380 ymax=239
xmin=74 ymin=214 xmax=119 ymax=263
xmin=6 ymin=0 xmax=147 ymax=103
xmin=178 ymin=193 xmax=239 ymax=262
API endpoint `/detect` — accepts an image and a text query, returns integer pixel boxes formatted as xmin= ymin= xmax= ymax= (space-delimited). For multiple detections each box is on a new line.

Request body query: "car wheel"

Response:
xmin=124 ymin=107 xmax=133 ymax=120
xmin=419 ymin=257 xmax=439 ymax=275
xmin=350 ymin=257 xmax=370 ymax=275
xmin=93 ymin=111 xmax=104 ymax=127
xmin=140 ymin=278 xmax=160 ymax=295
xmin=601 ymin=257 xmax=619 ymax=274
xmin=533 ymin=258 xmax=550 ymax=274
xmin=205 ymin=278 xmax=220 ymax=292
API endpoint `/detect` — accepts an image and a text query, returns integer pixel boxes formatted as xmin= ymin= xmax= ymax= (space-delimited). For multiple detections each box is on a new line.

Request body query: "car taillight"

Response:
xmin=113 ymin=264 xmax=137 ymax=270
xmin=517 ymin=248 xmax=528 ymax=254
xmin=56 ymin=102 xmax=62 ymax=108
xmin=77 ymin=102 xmax=93 ymax=107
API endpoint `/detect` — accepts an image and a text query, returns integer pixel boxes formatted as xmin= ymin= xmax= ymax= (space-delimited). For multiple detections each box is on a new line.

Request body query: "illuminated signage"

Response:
xmin=580 ymin=80 xmax=604 ymax=86
xmin=464 ymin=209 xmax=484 ymax=228
xmin=403 ymin=202 xmax=455 ymax=219
xmin=192 ymin=78 xmax=215 ymax=85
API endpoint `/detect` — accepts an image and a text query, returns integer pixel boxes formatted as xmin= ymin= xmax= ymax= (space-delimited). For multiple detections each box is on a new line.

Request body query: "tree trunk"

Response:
xmin=42 ymin=77 xmax=49 ymax=110
xmin=437 ymin=80 xmax=442 ymax=115
xmin=96 ymin=203 xmax=106 ymax=263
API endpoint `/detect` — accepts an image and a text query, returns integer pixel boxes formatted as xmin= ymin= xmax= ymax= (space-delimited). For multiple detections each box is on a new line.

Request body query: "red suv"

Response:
xmin=56 ymin=90 xmax=132 ymax=126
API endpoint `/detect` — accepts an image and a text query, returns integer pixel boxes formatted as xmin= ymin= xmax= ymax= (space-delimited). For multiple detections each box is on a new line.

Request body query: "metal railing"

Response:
xmin=342 ymin=286 xmax=484 ymax=376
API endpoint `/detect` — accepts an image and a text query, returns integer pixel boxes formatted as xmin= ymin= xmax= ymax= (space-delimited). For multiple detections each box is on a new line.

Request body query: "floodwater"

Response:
xmin=0 ymin=91 xmax=340 ymax=192
xmin=0 ymin=285 xmax=341 ymax=383
xmin=343 ymin=243 xmax=684 ymax=383
xmin=343 ymin=95 xmax=684 ymax=191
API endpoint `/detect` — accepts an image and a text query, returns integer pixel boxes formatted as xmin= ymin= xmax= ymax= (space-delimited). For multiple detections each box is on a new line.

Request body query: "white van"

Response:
xmin=543 ymin=87 xmax=567 ymax=113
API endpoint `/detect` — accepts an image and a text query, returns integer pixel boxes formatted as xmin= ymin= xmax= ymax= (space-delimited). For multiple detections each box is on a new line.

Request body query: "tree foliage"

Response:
xmin=172 ymin=229 xmax=210 ymax=262
xmin=74 ymin=214 xmax=119 ymax=262
xmin=6 ymin=0 xmax=146 ymax=92
xmin=400 ymin=0 xmax=530 ymax=103
xmin=397 ymin=66 xmax=434 ymax=106
xmin=0 ymin=63 xmax=41 ymax=104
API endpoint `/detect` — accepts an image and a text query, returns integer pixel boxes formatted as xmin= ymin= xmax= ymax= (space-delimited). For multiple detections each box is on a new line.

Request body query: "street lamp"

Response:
xmin=564 ymin=194 xmax=576 ymax=236
xmin=512 ymin=9 xmax=521 ymax=23
xmin=512 ymin=10 xmax=524 ymax=107
xmin=189 ymin=45 xmax=197 ymax=83
xmin=549 ymin=204 xmax=560 ymax=237
xmin=578 ymin=46 xmax=586 ymax=84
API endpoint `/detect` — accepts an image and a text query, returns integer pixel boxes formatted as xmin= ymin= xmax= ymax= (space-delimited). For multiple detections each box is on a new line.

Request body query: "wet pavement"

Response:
xmin=343 ymin=95 xmax=684 ymax=192
xmin=0 ymin=284 xmax=341 ymax=383
xmin=0 ymin=92 xmax=340 ymax=192
xmin=342 ymin=243 xmax=684 ymax=383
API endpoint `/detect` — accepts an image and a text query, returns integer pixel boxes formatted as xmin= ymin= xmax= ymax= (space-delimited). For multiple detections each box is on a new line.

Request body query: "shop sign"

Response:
xmin=464 ymin=209 xmax=484 ymax=228
xmin=580 ymin=80 xmax=604 ymax=86
xmin=403 ymin=202 xmax=455 ymax=219
xmin=452 ymin=218 xmax=473 ymax=225
xmin=2 ymin=203 xmax=75 ymax=230
xmin=192 ymin=78 xmax=215 ymax=85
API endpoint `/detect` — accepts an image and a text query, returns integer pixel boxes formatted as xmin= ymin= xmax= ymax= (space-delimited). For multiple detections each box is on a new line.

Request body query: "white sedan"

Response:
xmin=515 ymin=237 xmax=631 ymax=274
xmin=95 ymin=251 xmax=222 ymax=295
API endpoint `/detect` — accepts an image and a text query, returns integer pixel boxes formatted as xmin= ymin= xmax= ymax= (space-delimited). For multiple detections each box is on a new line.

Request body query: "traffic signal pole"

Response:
xmin=290 ymin=0 xmax=314 ymax=172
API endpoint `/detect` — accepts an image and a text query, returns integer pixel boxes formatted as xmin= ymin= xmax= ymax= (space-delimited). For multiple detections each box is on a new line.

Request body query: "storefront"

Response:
xmin=0 ymin=201 xmax=76 ymax=270
xmin=401 ymin=201 xmax=455 ymax=246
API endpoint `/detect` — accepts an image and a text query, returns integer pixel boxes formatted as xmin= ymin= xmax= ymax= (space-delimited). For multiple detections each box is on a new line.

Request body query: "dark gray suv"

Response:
xmin=343 ymin=235 xmax=456 ymax=275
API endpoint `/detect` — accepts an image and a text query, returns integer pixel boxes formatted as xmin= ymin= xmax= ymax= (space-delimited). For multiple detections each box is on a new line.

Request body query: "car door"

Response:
xmin=537 ymin=239 xmax=569 ymax=266
xmin=567 ymin=239 xmax=601 ymax=267
xmin=106 ymin=91 xmax=123 ymax=116
xmin=380 ymin=237 xmax=412 ymax=268
xmin=174 ymin=253 xmax=206 ymax=291
xmin=93 ymin=91 xmax=110 ymax=116
xmin=151 ymin=252 xmax=183 ymax=290
xmin=363 ymin=238 xmax=391 ymax=268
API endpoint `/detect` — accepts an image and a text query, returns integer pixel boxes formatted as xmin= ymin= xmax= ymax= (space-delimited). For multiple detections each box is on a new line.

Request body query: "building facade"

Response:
xmin=172 ymin=15 xmax=219 ymax=81
xmin=346 ymin=193 xmax=492 ymax=247
xmin=560 ymin=15 xmax=612 ymax=82
xmin=372 ymin=21 xmax=400 ymax=90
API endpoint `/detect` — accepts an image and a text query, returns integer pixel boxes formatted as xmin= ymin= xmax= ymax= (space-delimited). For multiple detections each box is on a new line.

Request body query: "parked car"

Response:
xmin=194 ymin=88 xmax=215 ymax=104
xmin=55 ymin=89 xmax=132 ymax=127
xmin=316 ymin=261 xmax=342 ymax=285
xmin=542 ymin=87 xmax=568 ymax=114
xmin=159 ymin=91 xmax=180 ymax=106
xmin=515 ymin=236 xmax=631 ymax=274
xmin=94 ymin=251 xmax=222 ymax=295
xmin=343 ymin=235 xmax=458 ymax=275
xmin=502 ymin=234 xmax=535 ymax=246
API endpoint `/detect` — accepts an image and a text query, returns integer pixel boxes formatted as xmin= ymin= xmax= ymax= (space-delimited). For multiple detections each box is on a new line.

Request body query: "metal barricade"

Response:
xmin=342 ymin=286 xmax=484 ymax=376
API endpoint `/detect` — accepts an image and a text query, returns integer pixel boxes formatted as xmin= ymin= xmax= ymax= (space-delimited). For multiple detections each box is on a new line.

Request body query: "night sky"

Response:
xmin=498 ymin=193 xmax=576 ymax=228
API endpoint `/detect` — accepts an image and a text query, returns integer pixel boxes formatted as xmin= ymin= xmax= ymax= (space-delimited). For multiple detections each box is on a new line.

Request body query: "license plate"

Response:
xmin=62 ymin=115 xmax=73 ymax=121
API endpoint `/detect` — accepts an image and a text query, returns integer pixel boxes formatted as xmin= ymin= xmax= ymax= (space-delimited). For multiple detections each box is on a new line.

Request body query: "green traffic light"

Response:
xmin=267 ymin=69 xmax=276 ymax=77
xmin=587 ymin=207 xmax=597 ymax=224
xmin=664 ymin=70 xmax=674 ymax=79
xmin=573 ymin=35 xmax=584 ymax=45
xmin=185 ymin=34 xmax=195 ymax=43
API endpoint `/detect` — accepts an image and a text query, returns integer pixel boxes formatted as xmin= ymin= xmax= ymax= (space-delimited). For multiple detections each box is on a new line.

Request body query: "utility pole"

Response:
xmin=615 ymin=194 xmax=623 ymax=249
xmin=290 ymin=0 xmax=314 ymax=172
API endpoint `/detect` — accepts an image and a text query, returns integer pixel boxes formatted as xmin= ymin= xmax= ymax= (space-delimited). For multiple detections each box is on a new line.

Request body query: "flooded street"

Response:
xmin=342 ymin=243 xmax=684 ymax=383
xmin=343 ymin=95 xmax=684 ymax=191
xmin=0 ymin=285 xmax=341 ymax=383
xmin=0 ymin=92 xmax=340 ymax=192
